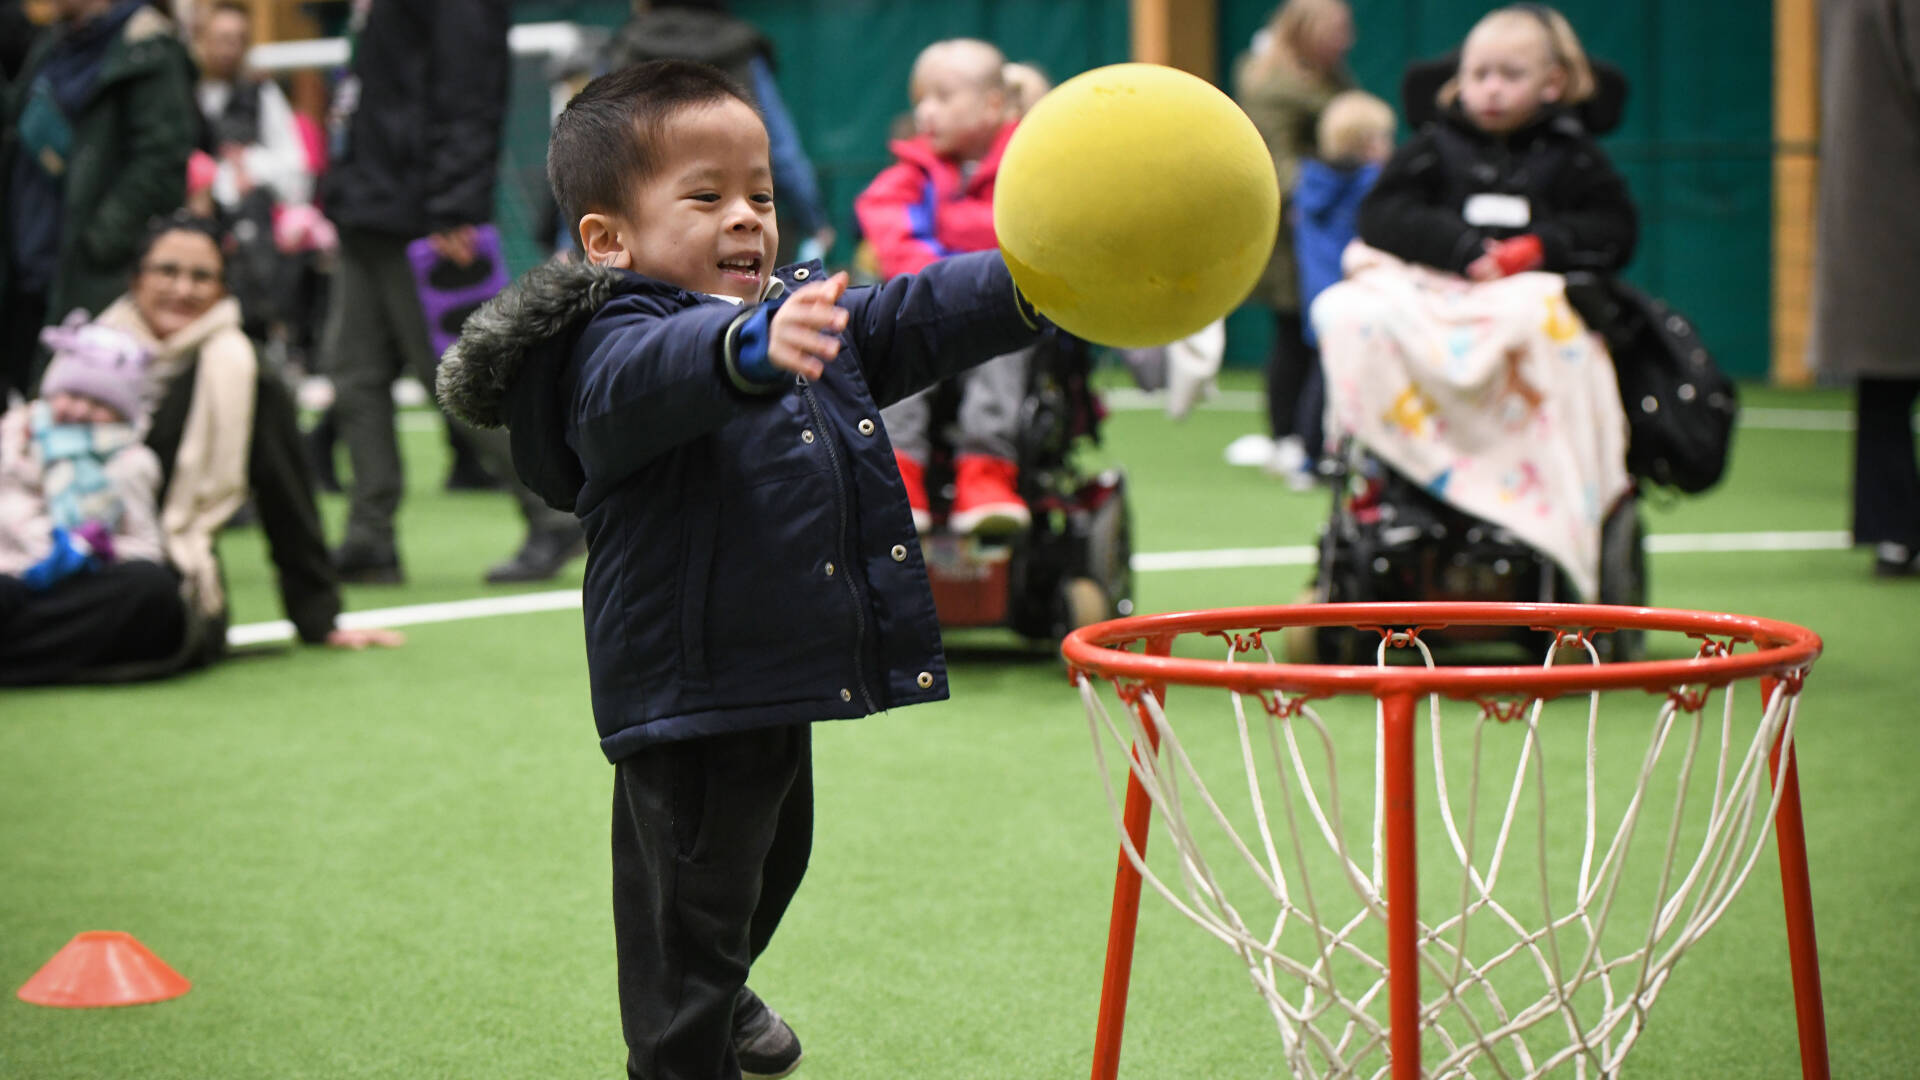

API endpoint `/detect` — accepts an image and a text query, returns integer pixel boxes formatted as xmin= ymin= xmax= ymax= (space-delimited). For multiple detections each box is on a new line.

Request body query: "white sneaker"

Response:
xmin=1266 ymin=435 xmax=1307 ymax=478
xmin=1224 ymin=433 xmax=1275 ymax=467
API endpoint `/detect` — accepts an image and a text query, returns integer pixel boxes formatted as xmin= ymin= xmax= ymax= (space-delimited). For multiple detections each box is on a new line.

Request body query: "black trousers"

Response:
xmin=1853 ymin=377 xmax=1920 ymax=548
xmin=1 ymin=285 xmax=47 ymax=403
xmin=1266 ymin=310 xmax=1316 ymax=441
xmin=613 ymin=724 xmax=813 ymax=1080
xmin=0 ymin=560 xmax=191 ymax=684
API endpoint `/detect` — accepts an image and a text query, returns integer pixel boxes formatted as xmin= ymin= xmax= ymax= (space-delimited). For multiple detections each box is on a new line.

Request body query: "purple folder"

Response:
xmin=407 ymin=224 xmax=511 ymax=360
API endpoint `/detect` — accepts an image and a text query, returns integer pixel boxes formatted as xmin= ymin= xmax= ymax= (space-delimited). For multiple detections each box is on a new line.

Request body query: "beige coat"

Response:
xmin=1234 ymin=54 xmax=1352 ymax=313
xmin=0 ymin=403 xmax=165 ymax=578
xmin=95 ymin=295 xmax=257 ymax=616
xmin=1810 ymin=0 xmax=1920 ymax=380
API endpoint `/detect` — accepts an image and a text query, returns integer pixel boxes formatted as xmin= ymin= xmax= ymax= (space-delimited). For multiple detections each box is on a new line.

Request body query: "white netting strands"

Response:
xmin=1063 ymin=605 xmax=1826 ymax=1080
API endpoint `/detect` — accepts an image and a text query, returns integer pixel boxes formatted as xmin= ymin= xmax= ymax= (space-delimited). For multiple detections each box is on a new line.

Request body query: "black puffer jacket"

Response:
xmin=320 ymin=0 xmax=509 ymax=236
xmin=1357 ymin=103 xmax=1637 ymax=276
xmin=437 ymin=252 xmax=1043 ymax=761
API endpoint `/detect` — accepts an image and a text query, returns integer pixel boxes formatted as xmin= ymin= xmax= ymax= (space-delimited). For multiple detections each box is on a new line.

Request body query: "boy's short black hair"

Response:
xmin=547 ymin=59 xmax=759 ymax=232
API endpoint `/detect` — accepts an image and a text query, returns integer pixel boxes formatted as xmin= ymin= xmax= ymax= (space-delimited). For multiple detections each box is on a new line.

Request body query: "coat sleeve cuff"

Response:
xmin=1448 ymin=228 xmax=1490 ymax=273
xmin=722 ymin=304 xmax=791 ymax=394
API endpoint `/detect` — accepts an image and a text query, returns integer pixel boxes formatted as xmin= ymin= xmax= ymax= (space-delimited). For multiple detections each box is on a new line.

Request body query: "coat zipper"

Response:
xmin=800 ymin=380 xmax=878 ymax=712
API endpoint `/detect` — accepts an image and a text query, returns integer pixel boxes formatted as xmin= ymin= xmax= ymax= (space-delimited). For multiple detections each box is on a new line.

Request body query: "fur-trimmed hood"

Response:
xmin=438 ymin=258 xmax=639 ymax=514
xmin=438 ymin=258 xmax=627 ymax=430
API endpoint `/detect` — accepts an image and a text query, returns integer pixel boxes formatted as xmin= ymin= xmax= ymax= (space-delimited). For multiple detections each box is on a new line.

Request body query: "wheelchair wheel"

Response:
xmin=1053 ymin=576 xmax=1112 ymax=642
xmin=1595 ymin=495 xmax=1647 ymax=662
xmin=1086 ymin=472 xmax=1133 ymax=618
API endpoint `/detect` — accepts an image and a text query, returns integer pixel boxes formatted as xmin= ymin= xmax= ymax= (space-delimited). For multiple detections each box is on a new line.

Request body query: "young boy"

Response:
xmin=1289 ymin=90 xmax=1395 ymax=486
xmin=436 ymin=61 xmax=1044 ymax=1080
xmin=1295 ymin=90 xmax=1396 ymax=343
xmin=853 ymin=38 xmax=1031 ymax=536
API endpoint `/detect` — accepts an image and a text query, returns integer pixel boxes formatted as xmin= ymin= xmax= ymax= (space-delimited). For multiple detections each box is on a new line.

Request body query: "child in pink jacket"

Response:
xmin=855 ymin=38 xmax=1031 ymax=536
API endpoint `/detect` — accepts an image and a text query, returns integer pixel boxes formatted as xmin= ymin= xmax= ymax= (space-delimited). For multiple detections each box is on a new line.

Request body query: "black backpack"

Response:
xmin=1565 ymin=275 xmax=1738 ymax=494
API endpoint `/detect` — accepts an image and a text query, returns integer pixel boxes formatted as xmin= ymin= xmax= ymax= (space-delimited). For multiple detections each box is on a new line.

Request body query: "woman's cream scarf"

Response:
xmin=96 ymin=295 xmax=257 ymax=618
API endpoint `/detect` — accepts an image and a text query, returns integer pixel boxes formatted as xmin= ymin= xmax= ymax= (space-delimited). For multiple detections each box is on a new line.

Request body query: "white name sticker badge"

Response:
xmin=1462 ymin=193 xmax=1532 ymax=228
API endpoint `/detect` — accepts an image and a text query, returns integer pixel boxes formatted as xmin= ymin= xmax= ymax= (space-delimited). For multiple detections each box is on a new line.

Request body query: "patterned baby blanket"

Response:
xmin=1311 ymin=242 xmax=1630 ymax=600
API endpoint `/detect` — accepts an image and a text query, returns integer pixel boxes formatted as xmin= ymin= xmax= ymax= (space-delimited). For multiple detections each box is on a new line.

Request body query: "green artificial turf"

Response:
xmin=2 ymin=374 xmax=1914 ymax=1078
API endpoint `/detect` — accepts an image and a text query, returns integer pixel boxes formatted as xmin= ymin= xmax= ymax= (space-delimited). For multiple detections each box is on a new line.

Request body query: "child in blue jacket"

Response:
xmin=1294 ymin=90 xmax=1395 ymax=345
xmin=437 ymin=61 xmax=1043 ymax=1080
xmin=1289 ymin=90 xmax=1395 ymax=482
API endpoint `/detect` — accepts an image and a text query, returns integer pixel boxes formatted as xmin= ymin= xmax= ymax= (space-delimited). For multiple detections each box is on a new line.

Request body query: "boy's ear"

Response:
xmin=578 ymin=213 xmax=633 ymax=269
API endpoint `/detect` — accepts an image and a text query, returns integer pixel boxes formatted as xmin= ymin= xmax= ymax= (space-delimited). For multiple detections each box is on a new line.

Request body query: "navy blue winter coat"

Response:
xmin=438 ymin=251 xmax=1043 ymax=760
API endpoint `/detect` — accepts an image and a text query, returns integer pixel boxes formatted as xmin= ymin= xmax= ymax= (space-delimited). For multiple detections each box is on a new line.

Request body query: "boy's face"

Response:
xmin=1458 ymin=22 xmax=1564 ymax=135
xmin=587 ymin=99 xmax=778 ymax=303
xmin=912 ymin=59 xmax=1006 ymax=160
xmin=47 ymin=391 xmax=122 ymax=425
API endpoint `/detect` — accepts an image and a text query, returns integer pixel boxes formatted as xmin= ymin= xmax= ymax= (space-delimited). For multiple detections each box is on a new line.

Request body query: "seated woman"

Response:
xmin=0 ymin=317 xmax=179 ymax=681
xmin=1311 ymin=4 xmax=1635 ymax=602
xmin=0 ymin=213 xmax=399 ymax=685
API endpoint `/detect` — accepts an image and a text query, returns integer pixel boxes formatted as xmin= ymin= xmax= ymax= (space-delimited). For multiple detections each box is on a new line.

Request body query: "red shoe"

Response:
xmin=894 ymin=451 xmax=932 ymax=533
xmin=950 ymin=454 xmax=1030 ymax=537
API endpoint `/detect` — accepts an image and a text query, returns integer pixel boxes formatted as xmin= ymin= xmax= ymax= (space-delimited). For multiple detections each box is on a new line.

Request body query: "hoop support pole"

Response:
xmin=1764 ymin=676 xmax=1831 ymax=1080
xmin=1381 ymin=691 xmax=1422 ymax=1080
xmin=1090 ymin=633 xmax=1173 ymax=1080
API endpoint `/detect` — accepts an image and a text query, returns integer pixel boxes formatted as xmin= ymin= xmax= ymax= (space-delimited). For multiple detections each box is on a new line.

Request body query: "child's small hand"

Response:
xmin=1466 ymin=240 xmax=1504 ymax=282
xmin=767 ymin=272 xmax=850 ymax=379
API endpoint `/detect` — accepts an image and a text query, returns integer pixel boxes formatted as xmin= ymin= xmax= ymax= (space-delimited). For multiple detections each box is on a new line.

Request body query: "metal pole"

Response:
xmin=1381 ymin=692 xmax=1422 ymax=1080
xmin=1089 ymin=634 xmax=1173 ymax=1080
xmin=1763 ymin=677 xmax=1831 ymax=1080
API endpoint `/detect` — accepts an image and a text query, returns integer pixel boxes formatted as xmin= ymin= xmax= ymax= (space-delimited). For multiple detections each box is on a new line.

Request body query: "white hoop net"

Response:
xmin=1075 ymin=628 xmax=1809 ymax=1079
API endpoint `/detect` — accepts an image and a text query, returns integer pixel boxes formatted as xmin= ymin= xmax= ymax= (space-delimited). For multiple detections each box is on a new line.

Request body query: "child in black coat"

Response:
xmin=1356 ymin=4 xmax=1636 ymax=282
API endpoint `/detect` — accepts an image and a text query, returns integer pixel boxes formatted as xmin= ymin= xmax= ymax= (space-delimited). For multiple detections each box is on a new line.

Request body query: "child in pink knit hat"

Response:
xmin=0 ymin=313 xmax=167 ymax=590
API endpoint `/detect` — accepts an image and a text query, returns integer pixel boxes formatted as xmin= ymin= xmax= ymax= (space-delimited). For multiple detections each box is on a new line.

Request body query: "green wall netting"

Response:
xmin=499 ymin=1 xmax=1772 ymax=376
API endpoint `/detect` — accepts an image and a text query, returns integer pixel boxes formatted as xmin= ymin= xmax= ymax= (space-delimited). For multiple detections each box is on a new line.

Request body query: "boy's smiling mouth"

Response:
xmin=717 ymin=255 xmax=763 ymax=284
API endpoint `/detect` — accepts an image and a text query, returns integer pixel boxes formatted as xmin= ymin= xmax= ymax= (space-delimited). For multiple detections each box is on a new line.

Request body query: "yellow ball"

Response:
xmin=994 ymin=63 xmax=1279 ymax=348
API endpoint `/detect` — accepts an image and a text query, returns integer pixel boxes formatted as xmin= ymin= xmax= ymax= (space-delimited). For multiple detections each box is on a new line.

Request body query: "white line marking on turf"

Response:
xmin=1643 ymin=530 xmax=1850 ymax=553
xmin=226 ymin=590 xmax=584 ymax=647
xmin=1132 ymin=545 xmax=1318 ymax=571
xmin=1099 ymin=389 xmax=1865 ymax=431
xmin=228 ymin=530 xmax=1857 ymax=647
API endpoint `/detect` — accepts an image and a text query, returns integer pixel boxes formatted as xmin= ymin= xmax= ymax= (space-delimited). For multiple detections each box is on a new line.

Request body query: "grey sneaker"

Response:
xmin=734 ymin=987 xmax=803 ymax=1079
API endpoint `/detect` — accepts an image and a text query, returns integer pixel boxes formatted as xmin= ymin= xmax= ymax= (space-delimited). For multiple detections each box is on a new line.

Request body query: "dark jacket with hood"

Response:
xmin=0 ymin=1 xmax=193 ymax=326
xmin=320 ymin=0 xmax=509 ymax=236
xmin=438 ymin=251 xmax=1042 ymax=761
xmin=1357 ymin=102 xmax=1637 ymax=277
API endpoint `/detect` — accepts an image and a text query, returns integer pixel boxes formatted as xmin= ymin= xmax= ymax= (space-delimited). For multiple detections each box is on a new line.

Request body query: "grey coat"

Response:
xmin=1811 ymin=0 xmax=1920 ymax=380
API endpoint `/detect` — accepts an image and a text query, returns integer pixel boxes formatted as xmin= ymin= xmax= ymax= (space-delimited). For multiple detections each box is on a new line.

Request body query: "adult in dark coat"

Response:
xmin=0 ymin=0 xmax=195 ymax=402
xmin=319 ymin=0 xmax=581 ymax=586
xmin=1233 ymin=0 xmax=1356 ymax=470
xmin=1811 ymin=0 xmax=1920 ymax=575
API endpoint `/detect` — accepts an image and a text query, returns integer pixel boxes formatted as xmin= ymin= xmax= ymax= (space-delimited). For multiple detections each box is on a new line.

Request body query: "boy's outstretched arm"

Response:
xmin=571 ymin=302 xmax=774 ymax=483
xmin=839 ymin=249 xmax=1045 ymax=408
xmin=571 ymin=284 xmax=851 ymax=486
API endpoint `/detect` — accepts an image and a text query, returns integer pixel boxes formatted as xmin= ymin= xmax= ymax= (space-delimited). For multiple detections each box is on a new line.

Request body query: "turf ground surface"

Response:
xmin=3 ymin=373 xmax=1915 ymax=1078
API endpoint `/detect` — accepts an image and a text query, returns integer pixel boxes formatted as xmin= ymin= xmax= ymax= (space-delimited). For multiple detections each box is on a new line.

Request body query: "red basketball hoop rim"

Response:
xmin=1061 ymin=602 xmax=1822 ymax=702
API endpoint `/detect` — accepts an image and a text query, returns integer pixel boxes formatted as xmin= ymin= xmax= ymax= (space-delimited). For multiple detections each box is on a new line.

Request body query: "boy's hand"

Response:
xmin=768 ymin=272 xmax=850 ymax=379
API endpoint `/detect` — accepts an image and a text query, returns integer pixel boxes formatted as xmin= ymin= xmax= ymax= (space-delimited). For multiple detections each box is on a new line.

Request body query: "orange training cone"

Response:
xmin=17 ymin=931 xmax=191 ymax=1008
